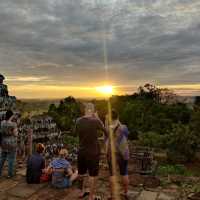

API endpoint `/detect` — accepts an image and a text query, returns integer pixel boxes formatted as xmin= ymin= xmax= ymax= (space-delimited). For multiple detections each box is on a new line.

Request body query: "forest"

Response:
xmin=46 ymin=84 xmax=200 ymax=163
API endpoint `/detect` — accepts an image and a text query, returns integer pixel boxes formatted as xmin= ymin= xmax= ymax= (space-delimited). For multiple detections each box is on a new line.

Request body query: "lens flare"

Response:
xmin=96 ymin=85 xmax=113 ymax=95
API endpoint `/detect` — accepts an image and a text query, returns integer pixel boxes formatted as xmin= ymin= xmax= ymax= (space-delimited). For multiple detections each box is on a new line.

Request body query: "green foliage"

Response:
xmin=48 ymin=96 xmax=81 ymax=132
xmin=43 ymin=84 xmax=200 ymax=163
xmin=156 ymin=164 xmax=187 ymax=176
xmin=157 ymin=164 xmax=200 ymax=177
xmin=120 ymin=100 xmax=146 ymax=139
xmin=190 ymin=108 xmax=200 ymax=133
xmin=111 ymin=84 xmax=192 ymax=140
xmin=194 ymin=96 xmax=200 ymax=106
xmin=166 ymin=124 xmax=199 ymax=162
xmin=92 ymin=99 xmax=107 ymax=123
xmin=139 ymin=131 xmax=167 ymax=149
xmin=110 ymin=84 xmax=200 ymax=163
xmin=138 ymin=124 xmax=200 ymax=163
xmin=119 ymin=100 xmax=191 ymax=139
xmin=64 ymin=135 xmax=79 ymax=147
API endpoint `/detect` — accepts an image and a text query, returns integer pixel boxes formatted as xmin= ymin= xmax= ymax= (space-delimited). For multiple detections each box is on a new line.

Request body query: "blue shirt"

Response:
xmin=50 ymin=158 xmax=71 ymax=188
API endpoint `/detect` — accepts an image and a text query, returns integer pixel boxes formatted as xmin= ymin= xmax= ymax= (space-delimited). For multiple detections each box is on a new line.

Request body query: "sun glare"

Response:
xmin=96 ymin=85 xmax=114 ymax=96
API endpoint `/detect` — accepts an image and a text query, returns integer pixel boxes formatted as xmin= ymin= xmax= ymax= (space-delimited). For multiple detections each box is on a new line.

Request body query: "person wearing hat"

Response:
xmin=46 ymin=148 xmax=78 ymax=189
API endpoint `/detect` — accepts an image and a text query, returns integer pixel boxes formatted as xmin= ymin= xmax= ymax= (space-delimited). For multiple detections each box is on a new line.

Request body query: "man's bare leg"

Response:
xmin=78 ymin=175 xmax=88 ymax=198
xmin=122 ymin=175 xmax=129 ymax=195
xmin=88 ymin=176 xmax=96 ymax=200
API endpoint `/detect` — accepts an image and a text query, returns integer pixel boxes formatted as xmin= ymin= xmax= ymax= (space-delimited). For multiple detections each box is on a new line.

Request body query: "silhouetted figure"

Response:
xmin=0 ymin=74 xmax=8 ymax=97
xmin=75 ymin=103 xmax=107 ymax=200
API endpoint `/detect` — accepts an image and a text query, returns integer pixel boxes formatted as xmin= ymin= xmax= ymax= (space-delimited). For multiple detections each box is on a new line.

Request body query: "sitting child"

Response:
xmin=46 ymin=148 xmax=78 ymax=189
xmin=26 ymin=143 xmax=45 ymax=184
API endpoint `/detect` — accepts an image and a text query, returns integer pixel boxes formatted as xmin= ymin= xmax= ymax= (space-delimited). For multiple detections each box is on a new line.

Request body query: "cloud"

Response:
xmin=0 ymin=0 xmax=200 ymax=97
xmin=7 ymin=76 xmax=48 ymax=82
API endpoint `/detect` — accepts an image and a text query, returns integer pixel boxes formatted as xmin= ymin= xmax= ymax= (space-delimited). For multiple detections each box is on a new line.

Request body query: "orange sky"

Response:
xmin=7 ymin=83 xmax=200 ymax=99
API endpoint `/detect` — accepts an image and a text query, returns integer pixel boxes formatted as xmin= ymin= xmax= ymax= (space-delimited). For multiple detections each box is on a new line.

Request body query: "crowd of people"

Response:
xmin=0 ymin=103 xmax=130 ymax=200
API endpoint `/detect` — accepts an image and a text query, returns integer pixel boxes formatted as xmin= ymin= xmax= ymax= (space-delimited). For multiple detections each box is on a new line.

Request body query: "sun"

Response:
xmin=96 ymin=85 xmax=114 ymax=96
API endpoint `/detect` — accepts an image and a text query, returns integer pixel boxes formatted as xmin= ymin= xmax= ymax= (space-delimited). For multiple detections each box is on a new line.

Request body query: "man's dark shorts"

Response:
xmin=78 ymin=151 xmax=100 ymax=177
xmin=108 ymin=154 xmax=128 ymax=176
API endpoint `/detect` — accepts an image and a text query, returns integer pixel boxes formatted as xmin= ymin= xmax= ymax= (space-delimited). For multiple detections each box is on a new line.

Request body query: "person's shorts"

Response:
xmin=78 ymin=152 xmax=100 ymax=177
xmin=108 ymin=154 xmax=128 ymax=176
xmin=52 ymin=177 xmax=72 ymax=189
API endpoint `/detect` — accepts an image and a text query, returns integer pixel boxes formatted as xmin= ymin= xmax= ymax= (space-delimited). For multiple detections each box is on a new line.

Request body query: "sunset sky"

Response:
xmin=1 ymin=0 xmax=200 ymax=99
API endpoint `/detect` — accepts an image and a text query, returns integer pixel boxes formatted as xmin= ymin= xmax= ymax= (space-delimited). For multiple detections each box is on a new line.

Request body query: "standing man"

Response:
xmin=75 ymin=103 xmax=107 ymax=200
xmin=0 ymin=110 xmax=19 ymax=178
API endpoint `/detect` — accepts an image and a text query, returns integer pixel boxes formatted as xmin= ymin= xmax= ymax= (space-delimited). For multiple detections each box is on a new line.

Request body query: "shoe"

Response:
xmin=120 ymin=193 xmax=129 ymax=200
xmin=79 ymin=191 xmax=90 ymax=198
xmin=94 ymin=195 xmax=102 ymax=200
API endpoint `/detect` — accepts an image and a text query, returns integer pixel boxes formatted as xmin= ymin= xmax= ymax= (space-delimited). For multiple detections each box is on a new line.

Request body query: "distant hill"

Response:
xmin=16 ymin=99 xmax=61 ymax=116
xmin=176 ymin=96 xmax=196 ymax=104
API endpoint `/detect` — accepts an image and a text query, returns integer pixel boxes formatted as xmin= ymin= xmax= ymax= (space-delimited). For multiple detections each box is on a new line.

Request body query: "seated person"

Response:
xmin=46 ymin=148 xmax=78 ymax=189
xmin=26 ymin=143 xmax=45 ymax=184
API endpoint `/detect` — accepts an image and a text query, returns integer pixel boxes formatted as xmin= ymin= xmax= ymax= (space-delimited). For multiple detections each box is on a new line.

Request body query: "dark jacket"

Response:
xmin=26 ymin=153 xmax=45 ymax=184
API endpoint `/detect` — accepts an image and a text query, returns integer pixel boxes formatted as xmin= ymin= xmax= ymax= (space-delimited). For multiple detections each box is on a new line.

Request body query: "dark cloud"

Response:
xmin=0 ymin=0 xmax=200 ymax=96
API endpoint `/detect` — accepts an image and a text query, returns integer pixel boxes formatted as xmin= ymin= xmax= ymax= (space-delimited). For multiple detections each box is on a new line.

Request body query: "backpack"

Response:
xmin=112 ymin=124 xmax=130 ymax=160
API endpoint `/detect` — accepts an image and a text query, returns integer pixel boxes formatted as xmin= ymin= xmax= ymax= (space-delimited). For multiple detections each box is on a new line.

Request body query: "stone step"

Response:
xmin=137 ymin=191 xmax=158 ymax=200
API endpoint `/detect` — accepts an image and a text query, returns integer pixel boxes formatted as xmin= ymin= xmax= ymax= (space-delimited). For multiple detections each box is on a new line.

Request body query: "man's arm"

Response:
xmin=73 ymin=118 xmax=80 ymax=136
xmin=97 ymin=119 xmax=108 ymax=137
xmin=44 ymin=165 xmax=53 ymax=174
xmin=13 ymin=126 xmax=18 ymax=137
xmin=67 ymin=167 xmax=73 ymax=176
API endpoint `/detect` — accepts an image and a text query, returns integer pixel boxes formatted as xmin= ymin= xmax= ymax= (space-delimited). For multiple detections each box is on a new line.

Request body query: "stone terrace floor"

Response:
xmin=0 ymin=161 xmax=200 ymax=200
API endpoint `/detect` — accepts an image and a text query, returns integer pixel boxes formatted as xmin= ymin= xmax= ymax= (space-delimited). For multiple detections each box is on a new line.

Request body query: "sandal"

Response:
xmin=79 ymin=191 xmax=90 ymax=198
xmin=94 ymin=196 xmax=102 ymax=200
xmin=120 ymin=193 xmax=129 ymax=200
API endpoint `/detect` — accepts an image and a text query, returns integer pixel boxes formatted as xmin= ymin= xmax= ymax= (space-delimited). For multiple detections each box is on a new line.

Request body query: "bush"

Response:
xmin=64 ymin=135 xmax=79 ymax=149
xmin=166 ymin=124 xmax=199 ymax=163
xmin=156 ymin=164 xmax=187 ymax=176
xmin=156 ymin=164 xmax=200 ymax=177
xmin=138 ymin=131 xmax=167 ymax=149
